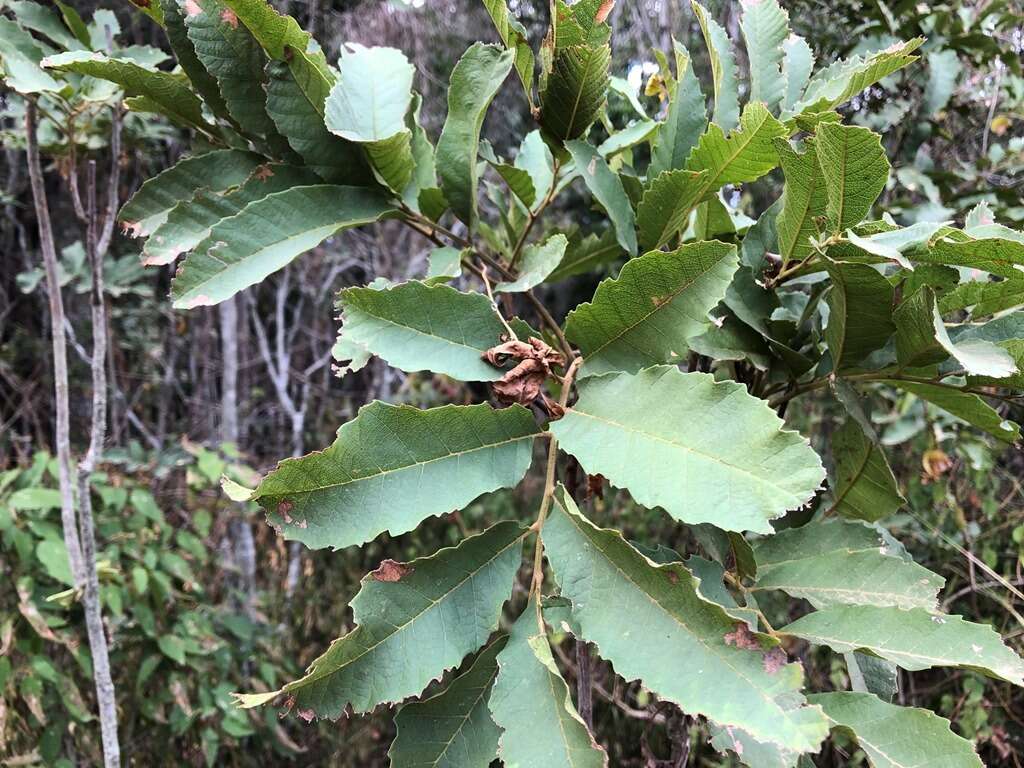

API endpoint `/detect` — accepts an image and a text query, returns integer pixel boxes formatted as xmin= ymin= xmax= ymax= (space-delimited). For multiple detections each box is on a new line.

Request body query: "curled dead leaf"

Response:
xmin=482 ymin=337 xmax=565 ymax=414
xmin=921 ymin=448 xmax=952 ymax=483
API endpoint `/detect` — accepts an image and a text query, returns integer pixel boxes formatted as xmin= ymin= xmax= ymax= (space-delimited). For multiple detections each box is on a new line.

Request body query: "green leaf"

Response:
xmin=781 ymin=605 xmax=1024 ymax=683
xmin=686 ymin=101 xmax=786 ymax=194
xmin=514 ymin=130 xmax=555 ymax=206
xmin=565 ymin=140 xmax=637 ymax=256
xmin=119 ymin=149 xmax=263 ymax=237
xmin=923 ymin=49 xmax=962 ymax=116
xmin=876 ymin=379 xmax=1019 ymax=442
xmin=264 ymin=59 xmax=370 ymax=184
xmin=389 ymin=638 xmax=505 ymax=768
xmin=550 ymin=366 xmax=825 ymax=533
xmin=688 ymin=314 xmax=772 ymax=370
xmin=597 ymin=119 xmax=658 ymax=158
xmin=648 ymin=41 xmax=707 ymax=178
xmin=636 ymin=169 xmax=709 ymax=251
xmin=325 ymin=44 xmax=415 ymax=193
xmin=815 ymin=123 xmax=889 ymax=235
xmin=808 ymin=692 xmax=982 ymax=768
xmin=895 ymin=287 xmax=1016 ymax=376
xmin=249 ymin=402 xmax=538 ymax=549
xmin=437 ymin=43 xmax=515 ymax=227
xmin=547 ymin=228 xmax=621 ymax=282
xmin=426 ymin=246 xmax=464 ymax=283
xmin=183 ymin=0 xmax=283 ymax=144
xmin=489 ymin=598 xmax=608 ymax=768
xmin=845 ymin=653 xmax=898 ymax=702
xmin=740 ymin=0 xmax=789 ymax=114
xmin=543 ymin=489 xmax=829 ymax=752
xmin=143 ymin=164 xmax=320 ymax=265
xmin=497 ymin=234 xmax=567 ymax=292
xmin=491 ymin=162 xmax=536 ymax=208
xmin=824 ymin=260 xmax=895 ymax=372
xmin=775 ymin=139 xmax=826 ymax=265
xmin=338 ymin=281 xmax=509 ymax=381
xmin=160 ymin=0 xmax=233 ymax=126
xmin=8 ymin=487 xmax=62 ymax=510
xmin=243 ymin=521 xmax=525 ymax=718
xmin=781 ymin=35 xmax=814 ymax=112
xmin=750 ymin=518 xmax=940 ymax=610
xmin=829 ymin=419 xmax=905 ymax=522
xmin=787 ymin=39 xmax=923 ymax=119
xmin=918 ymin=237 xmax=1024 ymax=281
xmin=0 ymin=16 xmax=64 ymax=94
xmin=691 ymin=1 xmax=739 ymax=130
xmin=939 ymin=279 xmax=1024 ymax=318
xmin=170 ymin=185 xmax=395 ymax=308
xmin=41 ymin=50 xmax=208 ymax=129
xmin=539 ymin=42 xmax=610 ymax=142
xmin=6 ymin=1 xmax=84 ymax=51
xmin=565 ymin=240 xmax=737 ymax=374
xmin=481 ymin=0 xmax=535 ymax=106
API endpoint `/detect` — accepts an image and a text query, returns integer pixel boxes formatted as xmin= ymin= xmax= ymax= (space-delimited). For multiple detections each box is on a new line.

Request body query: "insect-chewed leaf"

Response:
xmin=775 ymin=139 xmax=826 ymax=265
xmin=249 ymin=401 xmax=539 ymax=549
xmin=170 ymin=185 xmax=395 ymax=308
xmin=877 ymin=379 xmax=1020 ymax=442
xmin=710 ymin=724 xmax=802 ymax=768
xmin=781 ymin=605 xmax=1024 ymax=683
xmin=489 ymin=597 xmax=608 ymax=768
xmin=649 ymin=42 xmax=707 ymax=178
xmin=496 ymin=234 xmax=567 ymax=293
xmin=338 ymin=281 xmax=509 ymax=381
xmin=436 ymin=43 xmax=515 ymax=227
xmin=786 ymin=38 xmax=923 ymax=120
xmin=636 ymin=169 xmax=709 ymax=251
xmin=750 ymin=518 xmax=941 ymax=610
xmin=183 ymin=0 xmax=286 ymax=148
xmin=691 ymin=0 xmax=739 ymax=130
xmin=565 ymin=240 xmax=738 ymax=374
xmin=686 ymin=101 xmax=786 ymax=194
xmin=543 ymin=489 xmax=829 ymax=752
xmin=565 ymin=140 xmax=637 ymax=256
xmin=143 ymin=164 xmax=321 ymax=265
xmin=389 ymin=637 xmax=506 ymax=768
xmin=243 ymin=521 xmax=526 ymax=719
xmin=807 ymin=692 xmax=983 ymax=768
xmin=324 ymin=44 xmax=415 ymax=193
xmin=829 ymin=419 xmax=905 ymax=522
xmin=119 ymin=149 xmax=264 ymax=238
xmin=815 ymin=123 xmax=889 ymax=235
xmin=552 ymin=367 xmax=824 ymax=532
xmin=824 ymin=260 xmax=895 ymax=372
xmin=41 ymin=50 xmax=207 ymax=127
xmin=739 ymin=0 xmax=789 ymax=114
xmin=539 ymin=42 xmax=610 ymax=142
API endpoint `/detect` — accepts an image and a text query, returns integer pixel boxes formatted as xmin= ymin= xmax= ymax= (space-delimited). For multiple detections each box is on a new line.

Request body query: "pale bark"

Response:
xmin=76 ymin=160 xmax=121 ymax=768
xmin=25 ymin=102 xmax=86 ymax=587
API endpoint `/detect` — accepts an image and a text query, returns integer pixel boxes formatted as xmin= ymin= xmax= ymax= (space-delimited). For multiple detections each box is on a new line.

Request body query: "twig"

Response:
xmin=480 ymin=266 xmax=519 ymax=341
xmin=25 ymin=100 xmax=87 ymax=586
xmin=76 ymin=159 xmax=122 ymax=768
xmin=529 ymin=357 xmax=584 ymax=631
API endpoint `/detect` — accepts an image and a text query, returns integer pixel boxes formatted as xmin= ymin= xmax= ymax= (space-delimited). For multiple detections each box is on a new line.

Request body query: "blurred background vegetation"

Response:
xmin=1 ymin=0 xmax=1023 ymax=765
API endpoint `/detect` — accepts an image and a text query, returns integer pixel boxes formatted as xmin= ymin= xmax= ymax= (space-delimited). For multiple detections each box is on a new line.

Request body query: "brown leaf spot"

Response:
xmin=296 ymin=519 xmax=308 ymax=529
xmin=371 ymin=559 xmax=412 ymax=582
xmin=651 ymin=294 xmax=670 ymax=308
xmin=763 ymin=647 xmax=787 ymax=674
xmin=283 ymin=45 xmax=294 ymax=62
xmin=121 ymin=220 xmax=145 ymax=237
xmin=253 ymin=164 xmax=275 ymax=181
xmin=277 ymin=500 xmax=294 ymax=523
xmin=587 ymin=157 xmax=598 ymax=175
xmin=183 ymin=0 xmax=201 ymax=15
xmin=666 ymin=570 xmax=679 ymax=585
xmin=723 ymin=622 xmax=760 ymax=651
xmin=595 ymin=0 xmax=615 ymax=23
xmin=132 ymin=0 xmax=152 ymax=8
xmin=482 ymin=337 xmax=565 ymax=413
xmin=220 ymin=8 xmax=239 ymax=27
xmin=297 ymin=708 xmax=315 ymax=723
